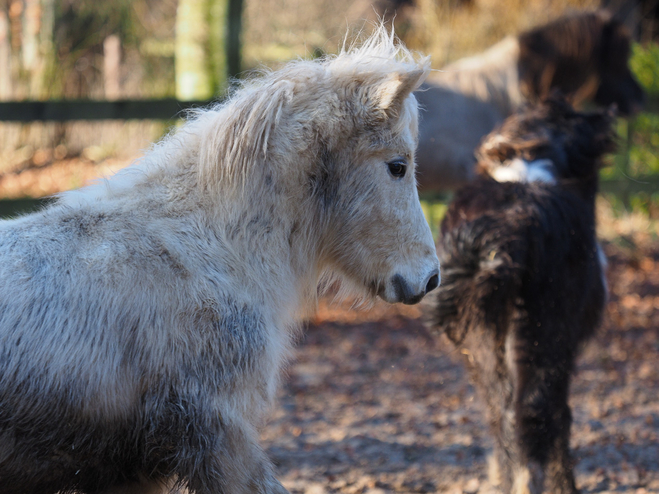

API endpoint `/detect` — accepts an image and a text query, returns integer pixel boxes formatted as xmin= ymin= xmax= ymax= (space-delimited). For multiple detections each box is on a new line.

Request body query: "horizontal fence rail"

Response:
xmin=1 ymin=96 xmax=657 ymax=122
xmin=1 ymin=97 xmax=657 ymax=198
xmin=0 ymin=99 xmax=216 ymax=122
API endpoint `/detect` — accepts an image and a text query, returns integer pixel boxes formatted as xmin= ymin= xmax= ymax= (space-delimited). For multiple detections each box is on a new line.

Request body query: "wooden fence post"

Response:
xmin=103 ymin=35 xmax=122 ymax=101
xmin=0 ymin=8 xmax=10 ymax=100
xmin=227 ymin=0 xmax=243 ymax=81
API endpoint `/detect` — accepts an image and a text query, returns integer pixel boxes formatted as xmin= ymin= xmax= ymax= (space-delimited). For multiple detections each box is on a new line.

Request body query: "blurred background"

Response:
xmin=0 ymin=3 xmax=658 ymax=492
xmin=0 ymin=0 xmax=657 ymax=223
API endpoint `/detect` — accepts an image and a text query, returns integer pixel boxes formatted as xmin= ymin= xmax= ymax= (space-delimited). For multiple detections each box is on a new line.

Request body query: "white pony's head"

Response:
xmin=194 ymin=26 xmax=439 ymax=305
xmin=307 ymin=27 xmax=439 ymax=304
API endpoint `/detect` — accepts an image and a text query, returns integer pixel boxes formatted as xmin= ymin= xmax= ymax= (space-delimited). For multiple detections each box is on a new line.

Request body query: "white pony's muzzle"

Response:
xmin=380 ymin=258 xmax=440 ymax=305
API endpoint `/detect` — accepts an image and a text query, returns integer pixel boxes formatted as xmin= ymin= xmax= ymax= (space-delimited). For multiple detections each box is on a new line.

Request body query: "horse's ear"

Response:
xmin=374 ymin=68 xmax=426 ymax=118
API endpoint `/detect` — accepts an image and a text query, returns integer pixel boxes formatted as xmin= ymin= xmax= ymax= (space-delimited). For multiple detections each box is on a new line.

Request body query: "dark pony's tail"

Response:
xmin=429 ymin=215 xmax=525 ymax=344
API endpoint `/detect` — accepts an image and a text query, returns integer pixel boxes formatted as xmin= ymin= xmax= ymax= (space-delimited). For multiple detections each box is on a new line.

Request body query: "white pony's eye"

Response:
xmin=387 ymin=158 xmax=407 ymax=179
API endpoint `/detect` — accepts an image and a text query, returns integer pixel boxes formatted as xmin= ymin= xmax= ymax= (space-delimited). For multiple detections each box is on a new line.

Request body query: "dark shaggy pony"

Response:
xmin=427 ymin=97 xmax=614 ymax=494
xmin=415 ymin=10 xmax=643 ymax=192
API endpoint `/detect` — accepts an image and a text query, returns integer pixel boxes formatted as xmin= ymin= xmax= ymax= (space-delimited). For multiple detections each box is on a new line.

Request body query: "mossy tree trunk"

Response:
xmin=21 ymin=0 xmax=54 ymax=98
xmin=0 ymin=3 xmax=10 ymax=100
xmin=1 ymin=0 xmax=55 ymax=99
xmin=176 ymin=0 xmax=213 ymax=100
xmin=208 ymin=0 xmax=227 ymax=94
xmin=176 ymin=0 xmax=243 ymax=100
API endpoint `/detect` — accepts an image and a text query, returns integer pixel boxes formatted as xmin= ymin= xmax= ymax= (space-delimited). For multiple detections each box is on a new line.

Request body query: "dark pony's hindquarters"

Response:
xmin=428 ymin=99 xmax=613 ymax=493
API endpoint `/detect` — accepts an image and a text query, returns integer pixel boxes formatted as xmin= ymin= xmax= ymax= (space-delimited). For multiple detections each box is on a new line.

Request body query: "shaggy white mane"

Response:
xmin=161 ymin=25 xmax=430 ymax=191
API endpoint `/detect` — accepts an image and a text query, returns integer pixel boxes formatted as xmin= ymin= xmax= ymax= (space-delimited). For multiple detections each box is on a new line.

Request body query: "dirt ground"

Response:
xmin=262 ymin=240 xmax=659 ymax=494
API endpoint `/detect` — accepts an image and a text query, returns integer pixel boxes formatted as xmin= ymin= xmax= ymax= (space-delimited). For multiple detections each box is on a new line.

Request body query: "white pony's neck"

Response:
xmin=58 ymin=120 xmax=323 ymax=323
xmin=212 ymin=176 xmax=324 ymax=319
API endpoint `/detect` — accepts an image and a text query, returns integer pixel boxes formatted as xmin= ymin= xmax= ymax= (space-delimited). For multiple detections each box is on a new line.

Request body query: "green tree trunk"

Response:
xmin=21 ymin=0 xmax=42 ymax=97
xmin=176 ymin=0 xmax=243 ymax=100
xmin=0 ymin=6 xmax=11 ymax=100
xmin=38 ymin=0 xmax=56 ymax=98
xmin=209 ymin=0 xmax=227 ymax=93
xmin=175 ymin=0 xmax=213 ymax=100
xmin=10 ymin=0 xmax=55 ymax=99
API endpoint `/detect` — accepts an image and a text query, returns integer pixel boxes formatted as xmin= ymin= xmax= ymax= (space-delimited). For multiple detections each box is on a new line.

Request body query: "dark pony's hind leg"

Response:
xmin=489 ymin=404 xmax=531 ymax=494
xmin=512 ymin=350 xmax=579 ymax=494
xmin=459 ymin=324 xmax=578 ymax=494
xmin=460 ymin=329 xmax=524 ymax=493
xmin=484 ymin=358 xmax=544 ymax=494
xmin=544 ymin=407 xmax=579 ymax=494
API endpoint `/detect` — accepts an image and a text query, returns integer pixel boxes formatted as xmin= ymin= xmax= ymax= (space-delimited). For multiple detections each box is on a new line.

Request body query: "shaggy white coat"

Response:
xmin=0 ymin=27 xmax=437 ymax=494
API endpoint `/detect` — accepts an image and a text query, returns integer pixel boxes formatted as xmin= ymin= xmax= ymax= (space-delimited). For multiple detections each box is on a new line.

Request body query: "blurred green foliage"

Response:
xmin=602 ymin=116 xmax=659 ymax=179
xmin=603 ymin=42 xmax=659 ymax=178
xmin=627 ymin=114 xmax=659 ymax=176
xmin=626 ymin=42 xmax=659 ymax=178
xmin=44 ymin=0 xmax=177 ymax=98
xmin=420 ymin=200 xmax=448 ymax=240
xmin=599 ymin=42 xmax=659 ymax=218
xmin=603 ymin=191 xmax=659 ymax=218
xmin=55 ymin=0 xmax=140 ymax=52
xmin=630 ymin=42 xmax=659 ymax=97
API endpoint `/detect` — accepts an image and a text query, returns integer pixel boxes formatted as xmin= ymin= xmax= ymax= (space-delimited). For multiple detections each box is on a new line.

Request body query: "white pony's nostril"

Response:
xmin=425 ymin=271 xmax=440 ymax=294
xmin=390 ymin=273 xmax=432 ymax=305
xmin=390 ymin=274 xmax=412 ymax=304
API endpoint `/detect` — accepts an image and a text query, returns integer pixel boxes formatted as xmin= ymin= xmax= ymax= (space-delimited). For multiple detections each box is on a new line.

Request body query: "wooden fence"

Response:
xmin=1 ymin=97 xmax=658 ymax=202
xmin=0 ymin=99 xmax=210 ymax=122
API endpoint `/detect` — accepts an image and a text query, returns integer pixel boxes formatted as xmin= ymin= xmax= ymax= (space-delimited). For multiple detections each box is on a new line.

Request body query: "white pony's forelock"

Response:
xmin=184 ymin=23 xmax=430 ymax=191
xmin=334 ymin=23 xmax=429 ymax=76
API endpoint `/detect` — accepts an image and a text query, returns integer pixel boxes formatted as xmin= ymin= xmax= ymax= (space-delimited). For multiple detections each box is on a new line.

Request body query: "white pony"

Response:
xmin=0 ymin=28 xmax=438 ymax=494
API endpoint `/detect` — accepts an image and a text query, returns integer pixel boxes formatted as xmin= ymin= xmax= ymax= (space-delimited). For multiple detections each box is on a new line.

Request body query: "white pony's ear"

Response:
xmin=374 ymin=68 xmax=426 ymax=118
